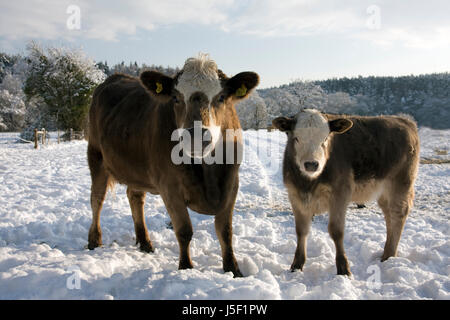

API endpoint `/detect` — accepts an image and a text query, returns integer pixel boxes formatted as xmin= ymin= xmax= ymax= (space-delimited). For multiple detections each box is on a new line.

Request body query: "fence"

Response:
xmin=33 ymin=128 xmax=85 ymax=149
xmin=34 ymin=128 xmax=47 ymax=149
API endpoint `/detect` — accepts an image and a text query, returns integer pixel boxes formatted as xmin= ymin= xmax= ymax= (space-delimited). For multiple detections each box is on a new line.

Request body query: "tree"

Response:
xmin=23 ymin=42 xmax=105 ymax=132
xmin=235 ymin=91 xmax=268 ymax=129
xmin=0 ymin=73 xmax=27 ymax=131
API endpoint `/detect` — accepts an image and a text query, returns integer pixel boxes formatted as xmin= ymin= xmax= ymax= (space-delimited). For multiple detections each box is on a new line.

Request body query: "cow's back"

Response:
xmin=88 ymin=73 xmax=165 ymax=189
xmin=327 ymin=115 xmax=419 ymax=181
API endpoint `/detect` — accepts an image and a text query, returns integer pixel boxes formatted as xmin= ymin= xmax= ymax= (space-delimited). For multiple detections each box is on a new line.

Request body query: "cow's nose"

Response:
xmin=185 ymin=127 xmax=213 ymax=154
xmin=304 ymin=161 xmax=319 ymax=172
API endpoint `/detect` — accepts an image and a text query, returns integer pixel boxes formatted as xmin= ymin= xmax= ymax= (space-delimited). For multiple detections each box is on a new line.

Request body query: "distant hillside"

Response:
xmin=254 ymin=73 xmax=450 ymax=129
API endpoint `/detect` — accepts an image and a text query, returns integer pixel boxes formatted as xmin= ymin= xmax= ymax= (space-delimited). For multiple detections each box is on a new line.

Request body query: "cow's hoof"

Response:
xmin=290 ymin=266 xmax=304 ymax=272
xmin=139 ymin=241 xmax=154 ymax=253
xmin=179 ymin=260 xmax=194 ymax=270
xmin=381 ymin=253 xmax=394 ymax=262
xmin=231 ymin=269 xmax=243 ymax=278
xmin=336 ymin=255 xmax=351 ymax=276
xmin=290 ymin=260 xmax=305 ymax=272
xmin=88 ymin=228 xmax=102 ymax=250
xmin=87 ymin=241 xmax=101 ymax=250
xmin=223 ymin=260 xmax=243 ymax=277
xmin=337 ymin=268 xmax=352 ymax=276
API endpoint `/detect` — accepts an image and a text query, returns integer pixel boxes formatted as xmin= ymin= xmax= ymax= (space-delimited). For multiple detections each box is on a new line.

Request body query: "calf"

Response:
xmin=272 ymin=109 xmax=419 ymax=275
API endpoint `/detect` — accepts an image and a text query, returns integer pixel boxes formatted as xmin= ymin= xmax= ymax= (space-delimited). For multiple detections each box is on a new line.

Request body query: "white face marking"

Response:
xmin=175 ymin=54 xmax=224 ymax=158
xmin=292 ymin=109 xmax=330 ymax=178
xmin=175 ymin=54 xmax=222 ymax=107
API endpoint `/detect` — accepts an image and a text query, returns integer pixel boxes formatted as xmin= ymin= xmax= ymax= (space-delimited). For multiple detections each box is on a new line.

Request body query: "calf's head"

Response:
xmin=272 ymin=109 xmax=353 ymax=178
xmin=140 ymin=53 xmax=259 ymax=158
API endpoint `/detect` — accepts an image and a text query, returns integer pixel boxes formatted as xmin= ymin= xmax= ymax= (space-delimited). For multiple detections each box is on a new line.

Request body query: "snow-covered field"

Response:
xmin=0 ymin=128 xmax=448 ymax=300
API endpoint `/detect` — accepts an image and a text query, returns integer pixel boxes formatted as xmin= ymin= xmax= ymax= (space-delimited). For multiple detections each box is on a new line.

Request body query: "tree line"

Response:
xmin=1 ymin=44 xmax=448 ymax=137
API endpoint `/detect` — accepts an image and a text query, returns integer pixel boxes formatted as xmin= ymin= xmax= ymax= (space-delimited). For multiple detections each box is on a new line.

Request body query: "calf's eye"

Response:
xmin=293 ymin=137 xmax=299 ymax=144
xmin=218 ymin=95 xmax=225 ymax=103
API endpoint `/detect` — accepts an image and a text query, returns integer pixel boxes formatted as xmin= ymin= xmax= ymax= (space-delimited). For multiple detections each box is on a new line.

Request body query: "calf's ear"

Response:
xmin=272 ymin=117 xmax=295 ymax=132
xmin=225 ymin=71 xmax=259 ymax=100
xmin=140 ymin=71 xmax=174 ymax=99
xmin=329 ymin=118 xmax=353 ymax=134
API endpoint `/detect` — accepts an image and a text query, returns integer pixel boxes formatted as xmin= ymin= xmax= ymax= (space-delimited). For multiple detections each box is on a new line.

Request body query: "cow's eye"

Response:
xmin=218 ymin=95 xmax=225 ymax=103
xmin=293 ymin=137 xmax=299 ymax=144
xmin=172 ymin=95 xmax=179 ymax=103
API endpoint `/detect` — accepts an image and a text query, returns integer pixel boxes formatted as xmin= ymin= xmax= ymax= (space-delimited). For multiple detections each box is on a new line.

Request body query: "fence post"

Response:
xmin=41 ymin=128 xmax=45 ymax=145
xmin=34 ymin=129 xmax=38 ymax=149
xmin=57 ymin=129 xmax=60 ymax=144
xmin=70 ymin=128 xmax=73 ymax=141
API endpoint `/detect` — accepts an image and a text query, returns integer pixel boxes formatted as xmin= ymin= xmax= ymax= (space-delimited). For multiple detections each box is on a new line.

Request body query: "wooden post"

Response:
xmin=41 ymin=128 xmax=45 ymax=145
xmin=57 ymin=129 xmax=60 ymax=144
xmin=70 ymin=128 xmax=73 ymax=141
xmin=34 ymin=129 xmax=38 ymax=149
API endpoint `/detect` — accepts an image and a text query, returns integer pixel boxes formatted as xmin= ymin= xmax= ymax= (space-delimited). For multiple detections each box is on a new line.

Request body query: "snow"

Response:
xmin=0 ymin=128 xmax=448 ymax=300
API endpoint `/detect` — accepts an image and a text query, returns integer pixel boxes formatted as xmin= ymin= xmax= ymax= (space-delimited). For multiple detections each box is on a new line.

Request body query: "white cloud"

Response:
xmin=0 ymin=0 xmax=449 ymax=49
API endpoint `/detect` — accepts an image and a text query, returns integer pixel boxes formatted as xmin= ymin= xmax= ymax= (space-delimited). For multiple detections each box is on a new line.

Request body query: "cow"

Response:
xmin=87 ymin=54 xmax=259 ymax=277
xmin=272 ymin=109 xmax=419 ymax=276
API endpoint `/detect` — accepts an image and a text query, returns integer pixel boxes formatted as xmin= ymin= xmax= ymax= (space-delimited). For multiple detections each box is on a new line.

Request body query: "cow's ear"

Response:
xmin=140 ymin=71 xmax=174 ymax=99
xmin=272 ymin=117 xmax=295 ymax=132
xmin=225 ymin=71 xmax=259 ymax=100
xmin=329 ymin=118 xmax=353 ymax=134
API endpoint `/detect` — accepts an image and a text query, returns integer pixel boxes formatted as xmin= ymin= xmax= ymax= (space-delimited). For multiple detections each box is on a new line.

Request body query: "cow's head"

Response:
xmin=140 ymin=53 xmax=259 ymax=158
xmin=272 ymin=109 xmax=353 ymax=179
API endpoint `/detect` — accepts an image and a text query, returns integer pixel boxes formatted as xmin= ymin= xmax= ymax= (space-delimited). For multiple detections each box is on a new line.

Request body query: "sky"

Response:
xmin=0 ymin=0 xmax=449 ymax=88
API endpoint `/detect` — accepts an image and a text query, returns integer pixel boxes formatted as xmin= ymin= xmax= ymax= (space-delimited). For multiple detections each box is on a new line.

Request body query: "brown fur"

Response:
xmin=87 ymin=65 xmax=259 ymax=277
xmin=273 ymin=111 xmax=420 ymax=276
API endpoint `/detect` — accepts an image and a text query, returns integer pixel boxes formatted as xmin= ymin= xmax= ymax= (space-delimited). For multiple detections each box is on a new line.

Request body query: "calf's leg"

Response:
xmin=379 ymin=182 xmax=414 ymax=261
xmin=289 ymin=196 xmax=313 ymax=271
xmin=328 ymin=192 xmax=351 ymax=276
xmin=126 ymin=188 xmax=153 ymax=253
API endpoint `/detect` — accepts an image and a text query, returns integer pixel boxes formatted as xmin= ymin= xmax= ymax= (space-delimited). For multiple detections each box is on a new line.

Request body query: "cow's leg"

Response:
xmin=328 ymin=189 xmax=351 ymax=276
xmin=215 ymin=204 xmax=242 ymax=277
xmin=289 ymin=196 xmax=312 ymax=271
xmin=126 ymin=188 xmax=153 ymax=253
xmin=380 ymin=182 xmax=414 ymax=261
xmin=161 ymin=195 xmax=194 ymax=270
xmin=87 ymin=145 xmax=109 ymax=250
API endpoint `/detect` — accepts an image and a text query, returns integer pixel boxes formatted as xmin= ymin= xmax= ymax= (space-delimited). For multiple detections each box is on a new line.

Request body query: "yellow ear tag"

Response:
xmin=236 ymin=84 xmax=247 ymax=97
xmin=155 ymin=82 xmax=163 ymax=94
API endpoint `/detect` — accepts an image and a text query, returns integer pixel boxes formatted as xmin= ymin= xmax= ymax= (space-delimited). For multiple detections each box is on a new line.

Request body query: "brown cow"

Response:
xmin=87 ymin=54 xmax=259 ymax=277
xmin=272 ymin=109 xmax=419 ymax=276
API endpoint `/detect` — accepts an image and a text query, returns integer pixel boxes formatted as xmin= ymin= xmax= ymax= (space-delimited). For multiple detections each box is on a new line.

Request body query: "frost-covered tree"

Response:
xmin=0 ymin=76 xmax=26 ymax=131
xmin=23 ymin=42 xmax=106 ymax=132
xmin=0 ymin=56 xmax=30 ymax=132
xmin=235 ymin=91 xmax=268 ymax=130
xmin=259 ymin=80 xmax=329 ymax=125
xmin=108 ymin=61 xmax=180 ymax=77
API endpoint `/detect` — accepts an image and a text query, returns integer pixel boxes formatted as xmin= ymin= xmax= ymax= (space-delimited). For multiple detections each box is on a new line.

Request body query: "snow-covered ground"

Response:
xmin=0 ymin=128 xmax=448 ymax=300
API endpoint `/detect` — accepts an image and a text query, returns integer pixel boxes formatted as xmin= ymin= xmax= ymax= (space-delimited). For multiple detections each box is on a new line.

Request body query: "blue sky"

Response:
xmin=1 ymin=0 xmax=449 ymax=88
